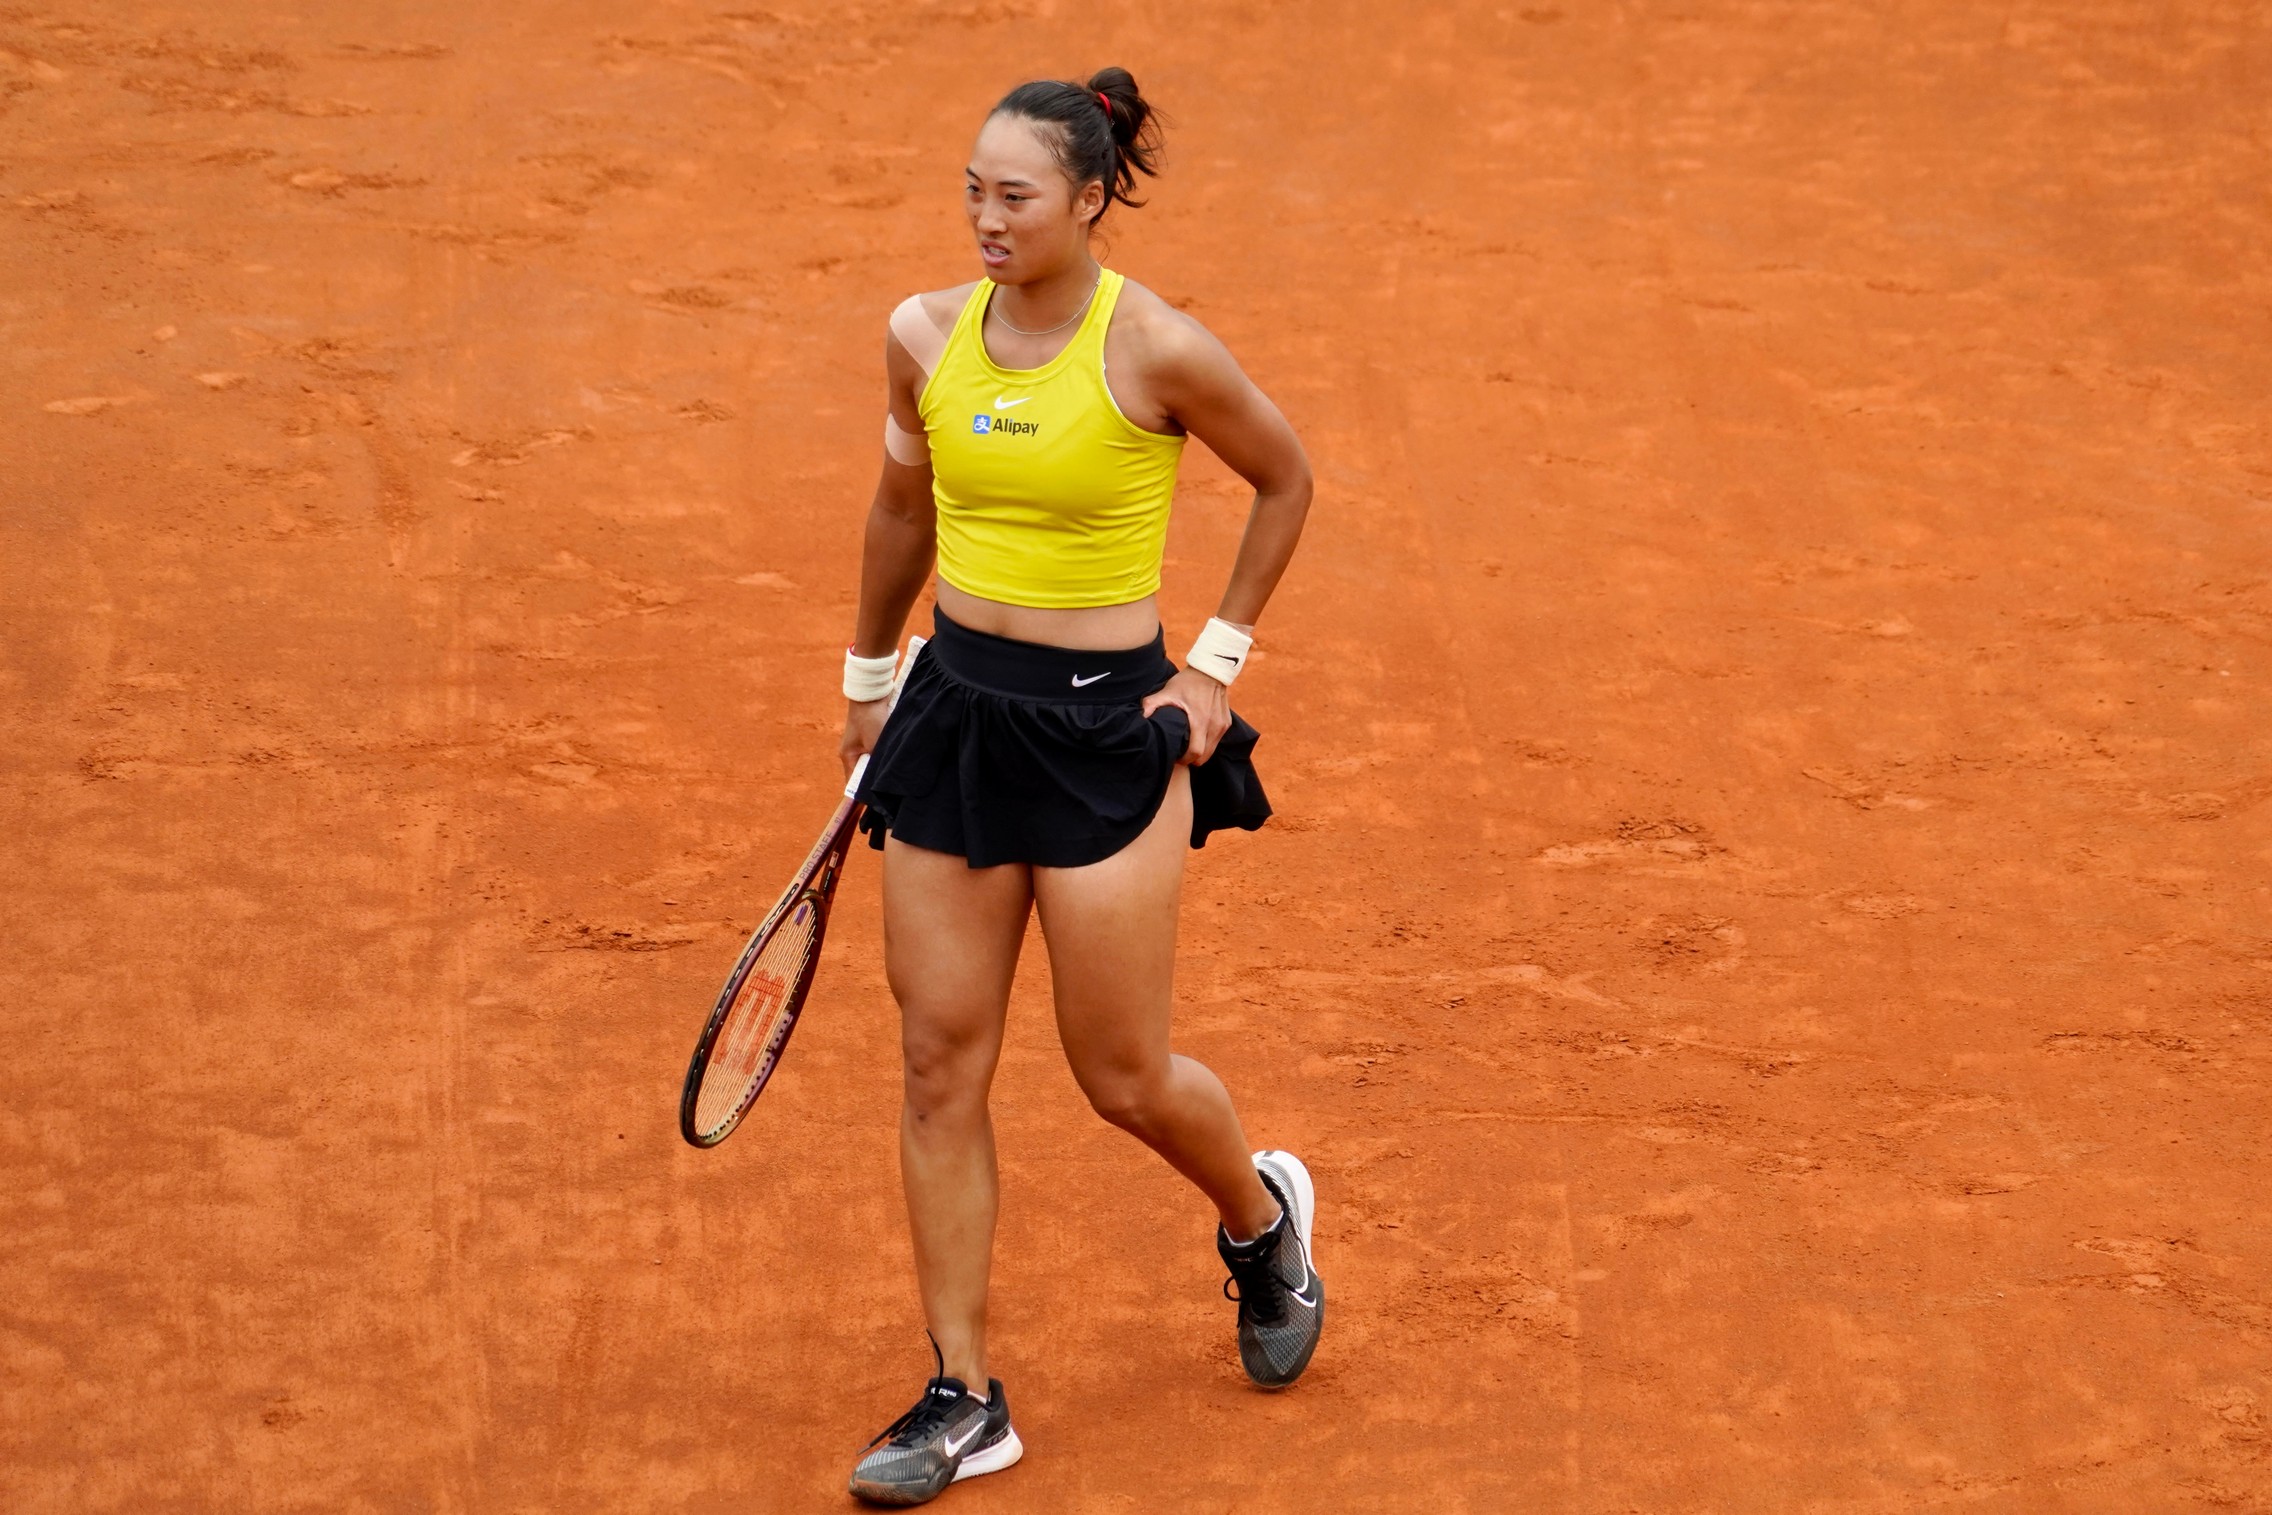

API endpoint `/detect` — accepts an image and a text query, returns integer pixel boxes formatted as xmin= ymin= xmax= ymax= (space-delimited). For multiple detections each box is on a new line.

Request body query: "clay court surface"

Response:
xmin=7 ymin=2 xmax=2272 ymax=1510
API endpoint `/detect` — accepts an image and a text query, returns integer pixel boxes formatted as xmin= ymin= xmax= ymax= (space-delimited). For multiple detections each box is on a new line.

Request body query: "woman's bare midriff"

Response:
xmin=935 ymin=579 xmax=1163 ymax=651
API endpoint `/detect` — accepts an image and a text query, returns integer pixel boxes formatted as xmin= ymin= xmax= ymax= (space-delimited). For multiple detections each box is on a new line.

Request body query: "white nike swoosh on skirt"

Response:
xmin=1070 ymin=672 xmax=1110 ymax=687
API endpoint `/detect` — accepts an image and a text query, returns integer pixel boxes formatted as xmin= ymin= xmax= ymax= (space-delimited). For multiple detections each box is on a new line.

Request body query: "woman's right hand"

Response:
xmin=840 ymin=697 xmax=891 ymax=778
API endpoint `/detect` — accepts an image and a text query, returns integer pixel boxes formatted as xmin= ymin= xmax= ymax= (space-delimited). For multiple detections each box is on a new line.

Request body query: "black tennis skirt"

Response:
xmin=854 ymin=607 xmax=1272 ymax=868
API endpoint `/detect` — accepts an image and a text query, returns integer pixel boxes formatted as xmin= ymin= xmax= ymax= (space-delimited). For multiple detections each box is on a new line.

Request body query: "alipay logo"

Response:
xmin=971 ymin=414 xmax=992 ymax=434
xmin=973 ymin=413 xmax=1040 ymax=439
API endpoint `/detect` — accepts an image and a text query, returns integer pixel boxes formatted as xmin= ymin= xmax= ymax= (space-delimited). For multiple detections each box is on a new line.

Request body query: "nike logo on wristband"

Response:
xmin=1070 ymin=672 xmax=1110 ymax=687
xmin=942 ymin=1420 xmax=985 ymax=1457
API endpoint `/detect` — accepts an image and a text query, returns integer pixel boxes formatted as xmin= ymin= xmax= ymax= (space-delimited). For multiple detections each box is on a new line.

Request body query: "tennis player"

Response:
xmin=836 ymin=68 xmax=1317 ymax=1504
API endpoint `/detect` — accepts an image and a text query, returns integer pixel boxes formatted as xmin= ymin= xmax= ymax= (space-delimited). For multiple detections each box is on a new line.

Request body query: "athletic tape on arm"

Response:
xmin=884 ymin=413 xmax=929 ymax=466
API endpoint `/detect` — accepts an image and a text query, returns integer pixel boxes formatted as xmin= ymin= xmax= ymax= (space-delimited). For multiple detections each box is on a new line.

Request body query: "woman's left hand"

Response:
xmin=1140 ymin=667 xmax=1232 ymax=765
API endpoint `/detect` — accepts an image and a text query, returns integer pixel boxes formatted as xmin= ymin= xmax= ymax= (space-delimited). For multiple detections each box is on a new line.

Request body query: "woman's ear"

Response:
xmin=1077 ymin=177 xmax=1108 ymax=228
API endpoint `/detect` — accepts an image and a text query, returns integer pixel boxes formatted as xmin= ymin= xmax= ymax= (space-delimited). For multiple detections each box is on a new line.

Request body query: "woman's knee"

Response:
xmin=900 ymin=1021 xmax=994 ymax=1122
xmin=1073 ymin=1058 xmax=1171 ymax=1135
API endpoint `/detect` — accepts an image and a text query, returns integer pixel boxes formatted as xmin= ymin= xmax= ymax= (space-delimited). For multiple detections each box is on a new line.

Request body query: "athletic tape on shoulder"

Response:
xmin=889 ymin=295 xmax=946 ymax=377
xmin=1184 ymin=617 xmax=1255 ymax=687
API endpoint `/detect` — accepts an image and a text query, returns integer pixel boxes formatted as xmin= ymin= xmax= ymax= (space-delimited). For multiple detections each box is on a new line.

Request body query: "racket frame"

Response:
xmin=677 ymin=635 xmax=923 ymax=1148
xmin=677 ymin=796 xmax=857 ymax=1147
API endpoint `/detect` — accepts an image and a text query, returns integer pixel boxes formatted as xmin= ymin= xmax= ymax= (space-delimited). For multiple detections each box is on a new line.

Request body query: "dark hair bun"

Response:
xmin=993 ymin=68 xmax=1166 ymax=226
xmin=1086 ymin=66 xmax=1155 ymax=164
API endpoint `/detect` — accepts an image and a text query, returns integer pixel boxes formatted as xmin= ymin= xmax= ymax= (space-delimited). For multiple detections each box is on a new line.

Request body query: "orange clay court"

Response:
xmin=5 ymin=4 xmax=2269 ymax=1511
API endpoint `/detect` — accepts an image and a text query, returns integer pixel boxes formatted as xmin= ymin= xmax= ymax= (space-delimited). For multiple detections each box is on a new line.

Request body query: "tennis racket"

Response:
xmin=678 ymin=636 xmax=923 ymax=1148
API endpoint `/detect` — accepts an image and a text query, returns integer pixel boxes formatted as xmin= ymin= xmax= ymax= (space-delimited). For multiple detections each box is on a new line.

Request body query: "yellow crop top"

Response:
xmin=918 ymin=268 xmax=1185 ymax=609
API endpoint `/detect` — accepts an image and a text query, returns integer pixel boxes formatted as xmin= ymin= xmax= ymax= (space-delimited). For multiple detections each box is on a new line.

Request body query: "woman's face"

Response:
xmin=965 ymin=113 xmax=1104 ymax=285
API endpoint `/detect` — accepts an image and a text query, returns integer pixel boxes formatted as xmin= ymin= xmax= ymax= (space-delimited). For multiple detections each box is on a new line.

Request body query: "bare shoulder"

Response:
xmin=1110 ymin=276 xmax=1236 ymax=373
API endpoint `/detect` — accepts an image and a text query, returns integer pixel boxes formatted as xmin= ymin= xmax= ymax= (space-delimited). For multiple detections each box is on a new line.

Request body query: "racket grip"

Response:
xmin=842 ymin=635 xmax=927 ymax=800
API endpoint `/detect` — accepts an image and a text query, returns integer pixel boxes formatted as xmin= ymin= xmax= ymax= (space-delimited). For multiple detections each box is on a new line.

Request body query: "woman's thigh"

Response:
xmin=882 ymin=836 xmax=1033 ymax=1099
xmin=1031 ymin=767 xmax=1192 ymax=1082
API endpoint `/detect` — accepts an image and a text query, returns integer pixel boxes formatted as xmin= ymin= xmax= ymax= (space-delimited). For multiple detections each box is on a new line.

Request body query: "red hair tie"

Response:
xmin=1096 ymin=90 xmax=1113 ymax=119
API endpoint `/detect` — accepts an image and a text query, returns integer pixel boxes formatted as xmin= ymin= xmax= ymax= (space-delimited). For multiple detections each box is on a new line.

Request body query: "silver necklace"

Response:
xmin=991 ymin=271 xmax=1101 ymax=337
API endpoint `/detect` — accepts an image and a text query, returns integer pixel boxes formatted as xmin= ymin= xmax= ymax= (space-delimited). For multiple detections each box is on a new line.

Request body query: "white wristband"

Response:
xmin=1184 ymin=617 xmax=1255 ymax=686
xmin=843 ymin=646 xmax=899 ymax=702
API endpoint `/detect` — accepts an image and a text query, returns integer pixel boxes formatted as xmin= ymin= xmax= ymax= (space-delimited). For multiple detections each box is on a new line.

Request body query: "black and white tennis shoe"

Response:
xmin=847 ymin=1359 xmax=1022 ymax=1506
xmin=1217 ymin=1148 xmax=1324 ymax=1389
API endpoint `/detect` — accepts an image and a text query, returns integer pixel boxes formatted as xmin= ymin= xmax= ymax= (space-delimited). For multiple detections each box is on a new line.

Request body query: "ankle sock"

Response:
xmin=1223 ymin=1208 xmax=1286 ymax=1253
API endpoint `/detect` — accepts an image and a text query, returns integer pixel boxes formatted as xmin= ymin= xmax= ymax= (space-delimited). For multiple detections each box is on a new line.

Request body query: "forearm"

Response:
xmin=1214 ymin=480 xmax=1311 ymax=628
xmin=852 ymin=491 xmax=936 ymax=658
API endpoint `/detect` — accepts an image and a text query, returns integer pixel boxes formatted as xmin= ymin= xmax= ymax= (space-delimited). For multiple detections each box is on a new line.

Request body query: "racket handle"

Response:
xmin=842 ymin=635 xmax=927 ymax=800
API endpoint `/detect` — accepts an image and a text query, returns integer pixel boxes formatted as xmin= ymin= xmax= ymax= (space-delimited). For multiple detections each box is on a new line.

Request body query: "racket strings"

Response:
xmin=692 ymin=898 xmax=822 ymax=1139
